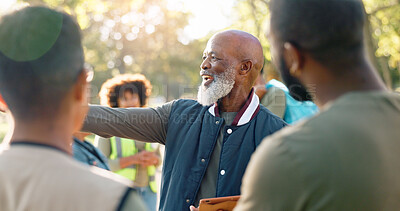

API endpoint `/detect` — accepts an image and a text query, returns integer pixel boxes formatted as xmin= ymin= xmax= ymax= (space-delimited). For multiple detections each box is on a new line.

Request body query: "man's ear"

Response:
xmin=0 ymin=93 xmax=7 ymax=112
xmin=283 ymin=42 xmax=304 ymax=78
xmin=239 ymin=60 xmax=253 ymax=75
xmin=73 ymin=70 xmax=87 ymax=103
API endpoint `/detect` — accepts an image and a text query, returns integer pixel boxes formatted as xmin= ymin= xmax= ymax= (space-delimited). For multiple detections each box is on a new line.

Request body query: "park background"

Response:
xmin=0 ymin=0 xmax=400 ymax=140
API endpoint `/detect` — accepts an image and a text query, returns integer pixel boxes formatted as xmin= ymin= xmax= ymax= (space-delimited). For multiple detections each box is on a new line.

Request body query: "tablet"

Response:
xmin=199 ymin=195 xmax=240 ymax=211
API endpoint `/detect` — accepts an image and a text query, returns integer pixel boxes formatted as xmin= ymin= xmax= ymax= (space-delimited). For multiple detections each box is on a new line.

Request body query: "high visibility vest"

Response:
xmin=109 ymin=137 xmax=158 ymax=193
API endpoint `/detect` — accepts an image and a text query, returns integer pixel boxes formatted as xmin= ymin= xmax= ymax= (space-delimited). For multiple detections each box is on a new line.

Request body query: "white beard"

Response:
xmin=197 ymin=66 xmax=236 ymax=106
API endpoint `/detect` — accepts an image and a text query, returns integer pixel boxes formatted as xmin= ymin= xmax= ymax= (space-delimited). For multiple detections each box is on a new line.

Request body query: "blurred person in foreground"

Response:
xmin=95 ymin=74 xmax=161 ymax=211
xmin=82 ymin=29 xmax=287 ymax=210
xmin=254 ymin=65 xmax=318 ymax=124
xmin=235 ymin=0 xmax=400 ymax=210
xmin=0 ymin=6 xmax=146 ymax=211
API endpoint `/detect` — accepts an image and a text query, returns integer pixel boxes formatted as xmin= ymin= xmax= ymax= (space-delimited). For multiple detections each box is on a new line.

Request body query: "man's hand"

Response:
xmin=189 ymin=205 xmax=199 ymax=211
xmin=137 ymin=151 xmax=160 ymax=167
xmin=120 ymin=151 xmax=160 ymax=168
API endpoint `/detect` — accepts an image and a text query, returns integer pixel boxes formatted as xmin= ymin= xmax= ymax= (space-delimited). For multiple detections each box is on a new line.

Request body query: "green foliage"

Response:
xmin=78 ymin=0 xmax=205 ymax=101
xmin=15 ymin=0 xmax=400 ymax=95
xmin=365 ymin=0 xmax=400 ymax=87
xmin=232 ymin=0 xmax=271 ymax=60
xmin=20 ymin=0 xmax=206 ymax=101
xmin=231 ymin=0 xmax=400 ymax=88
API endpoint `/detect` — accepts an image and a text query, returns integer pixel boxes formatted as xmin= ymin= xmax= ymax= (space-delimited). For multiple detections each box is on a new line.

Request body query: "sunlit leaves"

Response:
xmin=233 ymin=0 xmax=400 ymax=88
xmin=372 ymin=5 xmax=400 ymax=69
xmin=232 ymin=0 xmax=271 ymax=62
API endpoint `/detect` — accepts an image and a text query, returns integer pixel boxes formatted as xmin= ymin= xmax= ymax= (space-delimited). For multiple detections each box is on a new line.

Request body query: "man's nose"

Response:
xmin=200 ymin=59 xmax=211 ymax=70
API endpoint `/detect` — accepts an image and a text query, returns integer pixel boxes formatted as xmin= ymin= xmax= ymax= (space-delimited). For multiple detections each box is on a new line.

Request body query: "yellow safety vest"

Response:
xmin=109 ymin=137 xmax=157 ymax=193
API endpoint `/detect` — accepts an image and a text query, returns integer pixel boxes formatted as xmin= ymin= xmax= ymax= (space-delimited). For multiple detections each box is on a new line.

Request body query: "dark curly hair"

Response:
xmin=99 ymin=74 xmax=152 ymax=108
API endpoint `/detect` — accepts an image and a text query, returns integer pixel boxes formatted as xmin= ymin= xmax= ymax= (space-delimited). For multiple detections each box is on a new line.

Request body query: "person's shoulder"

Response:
xmin=81 ymin=168 xmax=148 ymax=210
xmin=74 ymin=160 xmax=132 ymax=186
xmin=261 ymin=90 xmax=400 ymax=158
xmin=0 ymin=146 xmax=137 ymax=210
xmin=266 ymin=86 xmax=286 ymax=96
xmin=265 ymin=111 xmax=326 ymax=142
xmin=61 ymin=158 xmax=143 ymax=209
xmin=39 ymin=150 xmax=131 ymax=192
xmin=256 ymin=110 xmax=340 ymax=165
xmin=257 ymin=105 xmax=287 ymax=125
xmin=237 ymin=120 xmax=318 ymax=211
xmin=258 ymin=105 xmax=283 ymax=119
xmin=248 ymin=121 xmax=323 ymax=189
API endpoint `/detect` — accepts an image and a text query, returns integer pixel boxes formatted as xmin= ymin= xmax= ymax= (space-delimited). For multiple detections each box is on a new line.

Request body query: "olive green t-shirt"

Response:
xmin=235 ymin=91 xmax=400 ymax=211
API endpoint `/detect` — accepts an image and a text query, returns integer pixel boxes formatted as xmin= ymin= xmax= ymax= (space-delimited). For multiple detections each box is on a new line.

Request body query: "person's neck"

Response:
xmin=314 ymin=63 xmax=387 ymax=108
xmin=73 ymin=134 xmax=86 ymax=142
xmin=219 ymin=86 xmax=252 ymax=112
xmin=10 ymin=117 xmax=74 ymax=154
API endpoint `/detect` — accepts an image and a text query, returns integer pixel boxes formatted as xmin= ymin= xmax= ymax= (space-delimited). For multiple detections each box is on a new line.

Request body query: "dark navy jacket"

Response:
xmin=159 ymin=92 xmax=287 ymax=210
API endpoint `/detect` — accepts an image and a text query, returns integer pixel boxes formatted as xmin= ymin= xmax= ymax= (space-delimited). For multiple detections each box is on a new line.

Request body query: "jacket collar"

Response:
xmin=208 ymin=88 xmax=260 ymax=126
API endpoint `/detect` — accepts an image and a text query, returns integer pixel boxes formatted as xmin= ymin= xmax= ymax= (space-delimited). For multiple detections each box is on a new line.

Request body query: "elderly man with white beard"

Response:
xmin=82 ymin=29 xmax=286 ymax=211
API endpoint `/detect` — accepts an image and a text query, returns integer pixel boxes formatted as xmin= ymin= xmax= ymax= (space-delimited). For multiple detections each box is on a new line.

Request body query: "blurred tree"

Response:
xmin=17 ymin=0 xmax=400 ymax=102
xmin=21 ymin=0 xmax=205 ymax=102
xmin=364 ymin=0 xmax=400 ymax=88
xmin=232 ymin=0 xmax=400 ymax=89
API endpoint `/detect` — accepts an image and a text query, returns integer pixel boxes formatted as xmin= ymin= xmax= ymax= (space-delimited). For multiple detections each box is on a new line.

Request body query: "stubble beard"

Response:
xmin=277 ymin=56 xmax=313 ymax=102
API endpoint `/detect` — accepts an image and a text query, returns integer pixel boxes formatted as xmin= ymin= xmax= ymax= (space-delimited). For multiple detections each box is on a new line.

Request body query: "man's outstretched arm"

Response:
xmin=82 ymin=101 xmax=174 ymax=145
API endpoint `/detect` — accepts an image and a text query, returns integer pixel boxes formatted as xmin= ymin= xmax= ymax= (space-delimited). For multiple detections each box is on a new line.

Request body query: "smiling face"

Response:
xmin=197 ymin=30 xmax=264 ymax=106
xmin=197 ymin=35 xmax=238 ymax=106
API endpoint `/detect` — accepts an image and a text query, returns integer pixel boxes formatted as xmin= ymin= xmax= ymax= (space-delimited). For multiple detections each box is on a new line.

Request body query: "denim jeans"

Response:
xmin=137 ymin=185 xmax=157 ymax=211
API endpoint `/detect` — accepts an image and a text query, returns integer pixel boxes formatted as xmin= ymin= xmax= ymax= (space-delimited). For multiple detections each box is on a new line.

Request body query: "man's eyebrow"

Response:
xmin=203 ymin=51 xmax=218 ymax=56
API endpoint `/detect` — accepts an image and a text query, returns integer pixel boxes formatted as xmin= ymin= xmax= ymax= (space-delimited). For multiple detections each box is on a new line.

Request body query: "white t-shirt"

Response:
xmin=0 ymin=143 xmax=147 ymax=211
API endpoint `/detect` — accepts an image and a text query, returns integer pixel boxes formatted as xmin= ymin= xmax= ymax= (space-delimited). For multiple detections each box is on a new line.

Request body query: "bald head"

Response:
xmin=210 ymin=30 xmax=264 ymax=72
xmin=203 ymin=30 xmax=264 ymax=89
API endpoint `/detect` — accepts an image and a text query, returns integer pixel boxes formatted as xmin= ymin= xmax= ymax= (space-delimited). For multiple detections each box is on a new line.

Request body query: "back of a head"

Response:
xmin=0 ymin=6 xmax=84 ymax=120
xmin=269 ymin=0 xmax=366 ymax=70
